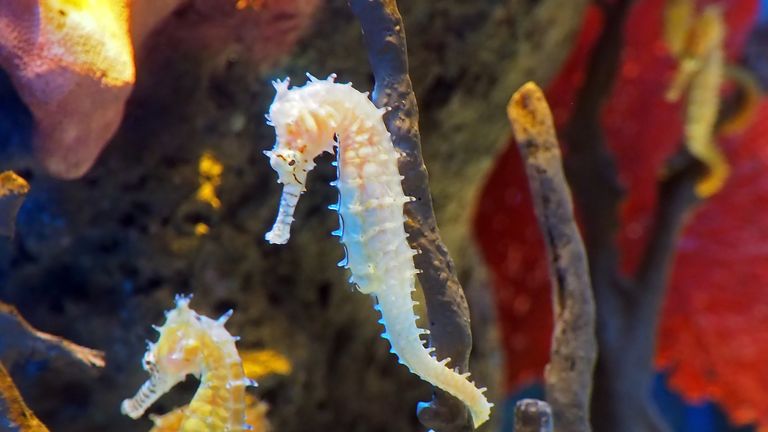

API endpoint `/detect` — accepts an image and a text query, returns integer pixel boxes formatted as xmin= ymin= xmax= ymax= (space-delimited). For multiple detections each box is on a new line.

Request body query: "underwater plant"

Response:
xmin=121 ymin=295 xmax=256 ymax=431
xmin=263 ymin=74 xmax=492 ymax=427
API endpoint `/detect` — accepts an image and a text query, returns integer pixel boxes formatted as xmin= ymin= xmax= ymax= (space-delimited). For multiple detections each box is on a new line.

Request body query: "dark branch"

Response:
xmin=515 ymin=399 xmax=554 ymax=432
xmin=509 ymin=82 xmax=597 ymax=432
xmin=634 ymin=150 xmax=703 ymax=313
xmin=348 ymin=1 xmax=473 ymax=430
xmin=563 ymin=0 xmax=636 ymax=287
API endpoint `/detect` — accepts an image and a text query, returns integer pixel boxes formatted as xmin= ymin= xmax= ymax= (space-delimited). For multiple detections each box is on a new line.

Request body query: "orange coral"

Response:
xmin=0 ymin=171 xmax=29 ymax=198
xmin=0 ymin=364 xmax=49 ymax=432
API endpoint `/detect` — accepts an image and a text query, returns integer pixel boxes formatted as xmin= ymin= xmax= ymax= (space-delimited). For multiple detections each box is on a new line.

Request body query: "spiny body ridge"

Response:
xmin=264 ymin=74 xmax=492 ymax=427
xmin=121 ymin=295 xmax=255 ymax=431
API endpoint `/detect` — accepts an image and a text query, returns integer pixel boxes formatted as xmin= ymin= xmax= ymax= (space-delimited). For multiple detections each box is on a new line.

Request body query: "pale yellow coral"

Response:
xmin=194 ymin=222 xmax=210 ymax=236
xmin=37 ymin=0 xmax=135 ymax=86
xmin=241 ymin=349 xmax=293 ymax=379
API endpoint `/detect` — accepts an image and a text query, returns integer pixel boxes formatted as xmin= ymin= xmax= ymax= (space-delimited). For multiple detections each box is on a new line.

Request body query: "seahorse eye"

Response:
xmin=142 ymin=352 xmax=156 ymax=371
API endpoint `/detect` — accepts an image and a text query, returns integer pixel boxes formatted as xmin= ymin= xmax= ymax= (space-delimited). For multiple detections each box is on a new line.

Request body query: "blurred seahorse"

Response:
xmin=664 ymin=2 xmax=728 ymax=197
xmin=121 ymin=295 xmax=256 ymax=431
xmin=263 ymin=74 xmax=492 ymax=427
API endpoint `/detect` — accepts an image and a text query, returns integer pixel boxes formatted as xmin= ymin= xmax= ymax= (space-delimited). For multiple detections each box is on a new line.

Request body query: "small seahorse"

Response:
xmin=664 ymin=4 xmax=729 ymax=197
xmin=263 ymin=74 xmax=492 ymax=427
xmin=121 ymin=295 xmax=255 ymax=431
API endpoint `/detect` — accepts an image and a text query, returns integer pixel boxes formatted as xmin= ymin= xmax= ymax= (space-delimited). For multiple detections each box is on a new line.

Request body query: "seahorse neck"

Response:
xmin=309 ymin=84 xmax=388 ymax=149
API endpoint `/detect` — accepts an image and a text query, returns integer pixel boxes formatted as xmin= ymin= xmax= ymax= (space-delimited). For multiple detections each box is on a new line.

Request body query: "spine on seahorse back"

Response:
xmin=264 ymin=75 xmax=492 ymax=427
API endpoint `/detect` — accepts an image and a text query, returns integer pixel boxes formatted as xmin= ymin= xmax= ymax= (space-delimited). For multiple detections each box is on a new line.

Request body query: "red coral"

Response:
xmin=476 ymin=0 xmax=768 ymax=427
xmin=659 ymin=100 xmax=768 ymax=426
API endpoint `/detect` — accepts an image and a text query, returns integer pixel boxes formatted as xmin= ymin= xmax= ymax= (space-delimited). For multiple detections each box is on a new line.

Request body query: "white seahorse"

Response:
xmin=263 ymin=73 xmax=492 ymax=427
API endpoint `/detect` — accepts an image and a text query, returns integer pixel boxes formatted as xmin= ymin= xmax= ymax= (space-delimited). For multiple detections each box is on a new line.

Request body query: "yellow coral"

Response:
xmin=39 ymin=0 xmax=135 ymax=86
xmin=241 ymin=349 xmax=293 ymax=379
xmin=0 ymin=172 xmax=30 ymax=198
xmin=194 ymin=223 xmax=210 ymax=236
xmin=196 ymin=152 xmax=224 ymax=209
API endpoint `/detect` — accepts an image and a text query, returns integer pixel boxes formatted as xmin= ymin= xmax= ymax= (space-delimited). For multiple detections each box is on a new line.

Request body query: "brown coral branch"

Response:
xmin=508 ymin=82 xmax=597 ymax=432
xmin=515 ymin=399 xmax=554 ymax=432
xmin=0 ymin=302 xmax=105 ymax=368
xmin=348 ymin=0 xmax=474 ymax=430
xmin=0 ymin=363 xmax=49 ymax=432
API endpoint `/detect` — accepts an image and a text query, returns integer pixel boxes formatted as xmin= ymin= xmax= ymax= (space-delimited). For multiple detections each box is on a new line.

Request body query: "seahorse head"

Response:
xmin=146 ymin=295 xmax=205 ymax=378
xmin=264 ymin=74 xmax=340 ymax=244
xmin=264 ymin=76 xmax=339 ymax=187
xmin=120 ymin=295 xmax=206 ymax=419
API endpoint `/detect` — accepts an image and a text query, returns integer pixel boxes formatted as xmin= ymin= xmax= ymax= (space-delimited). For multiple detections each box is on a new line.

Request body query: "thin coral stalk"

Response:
xmin=508 ymin=82 xmax=596 ymax=432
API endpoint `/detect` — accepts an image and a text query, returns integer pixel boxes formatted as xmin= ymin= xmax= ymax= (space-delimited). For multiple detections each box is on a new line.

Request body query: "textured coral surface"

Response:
xmin=475 ymin=0 xmax=768 ymax=428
